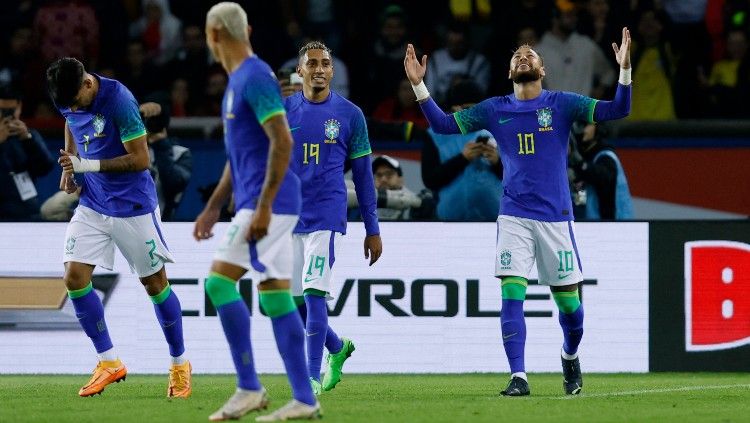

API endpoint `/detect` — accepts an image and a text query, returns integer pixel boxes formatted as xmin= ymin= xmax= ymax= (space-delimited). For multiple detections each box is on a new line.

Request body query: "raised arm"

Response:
xmin=404 ymin=43 xmax=462 ymax=134
xmin=593 ymin=27 xmax=632 ymax=122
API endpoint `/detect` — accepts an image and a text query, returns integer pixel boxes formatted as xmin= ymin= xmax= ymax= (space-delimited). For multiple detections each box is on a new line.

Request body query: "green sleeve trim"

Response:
xmin=304 ymin=288 xmax=328 ymax=297
xmin=150 ymin=284 xmax=172 ymax=304
xmin=121 ymin=130 xmax=147 ymax=143
xmin=349 ymin=148 xmax=372 ymax=160
xmin=453 ymin=113 xmax=468 ymax=135
xmin=258 ymin=109 xmax=286 ymax=125
xmin=67 ymin=282 xmax=93 ymax=299
xmin=588 ymin=99 xmax=599 ymax=123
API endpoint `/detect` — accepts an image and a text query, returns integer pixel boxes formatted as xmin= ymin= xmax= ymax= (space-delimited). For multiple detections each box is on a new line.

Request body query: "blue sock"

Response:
xmin=68 ymin=283 xmax=113 ymax=354
xmin=217 ymin=300 xmax=261 ymax=390
xmin=270 ymin=311 xmax=316 ymax=405
xmin=559 ymin=304 xmax=584 ymax=356
xmin=304 ymin=294 xmax=328 ymax=381
xmin=151 ymin=285 xmax=185 ymax=358
xmin=325 ymin=326 xmax=344 ymax=354
xmin=501 ymin=299 xmax=526 ymax=374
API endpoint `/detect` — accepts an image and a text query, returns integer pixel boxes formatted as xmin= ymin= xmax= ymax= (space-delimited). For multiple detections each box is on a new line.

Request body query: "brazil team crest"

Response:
xmin=500 ymin=249 xmax=512 ymax=268
xmin=536 ymin=107 xmax=552 ymax=128
xmin=93 ymin=114 xmax=106 ymax=137
xmin=324 ymin=119 xmax=340 ymax=141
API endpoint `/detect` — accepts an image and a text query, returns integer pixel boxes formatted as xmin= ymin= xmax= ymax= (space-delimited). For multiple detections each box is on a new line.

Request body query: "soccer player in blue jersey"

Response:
xmin=46 ymin=57 xmax=191 ymax=398
xmin=285 ymin=41 xmax=382 ymax=395
xmin=193 ymin=3 xmax=318 ymax=421
xmin=405 ymin=28 xmax=632 ymax=396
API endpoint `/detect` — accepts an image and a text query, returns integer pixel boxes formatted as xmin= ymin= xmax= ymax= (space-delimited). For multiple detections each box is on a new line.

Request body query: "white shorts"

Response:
xmin=63 ymin=205 xmax=174 ymax=278
xmin=213 ymin=209 xmax=298 ymax=283
xmin=495 ymin=215 xmax=583 ymax=286
xmin=291 ymin=230 xmax=342 ymax=298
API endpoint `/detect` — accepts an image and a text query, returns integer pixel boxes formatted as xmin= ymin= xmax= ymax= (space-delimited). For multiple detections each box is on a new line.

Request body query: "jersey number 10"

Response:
xmin=303 ymin=143 xmax=320 ymax=165
xmin=517 ymin=133 xmax=535 ymax=155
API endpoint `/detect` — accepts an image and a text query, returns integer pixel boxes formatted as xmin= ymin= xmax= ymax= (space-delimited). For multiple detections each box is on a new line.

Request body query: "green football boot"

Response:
xmin=310 ymin=377 xmax=322 ymax=396
xmin=321 ymin=338 xmax=355 ymax=391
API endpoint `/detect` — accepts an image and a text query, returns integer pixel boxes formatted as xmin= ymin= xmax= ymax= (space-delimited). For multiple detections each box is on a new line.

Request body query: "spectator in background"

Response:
xmin=421 ymin=81 xmax=502 ymax=222
xmin=169 ymin=78 xmax=192 ymax=117
xmin=629 ymin=8 xmax=676 ymax=120
xmin=568 ymin=121 xmax=633 ymax=220
xmin=140 ymin=102 xmax=192 ymax=220
xmin=34 ymin=0 xmax=100 ymax=67
xmin=579 ymin=0 xmax=623 ymax=69
xmin=348 ymin=155 xmax=434 ymax=221
xmin=0 ymin=27 xmax=45 ymax=116
xmin=203 ymin=70 xmax=228 ymax=117
xmin=702 ymin=29 xmax=748 ymax=117
xmin=426 ymin=21 xmax=491 ymax=105
xmin=369 ymin=5 xmax=410 ymax=109
xmin=536 ymin=1 xmax=615 ymax=98
xmin=166 ymin=24 xmax=212 ymax=104
xmin=129 ymin=0 xmax=182 ymax=66
xmin=0 ymin=83 xmax=55 ymax=221
xmin=116 ymin=40 xmax=164 ymax=101
xmin=372 ymin=78 xmax=428 ymax=129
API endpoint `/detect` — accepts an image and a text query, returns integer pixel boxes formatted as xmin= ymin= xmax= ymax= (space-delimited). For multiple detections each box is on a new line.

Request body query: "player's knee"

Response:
xmin=63 ymin=266 xmax=90 ymax=290
xmin=552 ymin=290 xmax=581 ymax=314
xmin=205 ymin=272 xmax=241 ymax=307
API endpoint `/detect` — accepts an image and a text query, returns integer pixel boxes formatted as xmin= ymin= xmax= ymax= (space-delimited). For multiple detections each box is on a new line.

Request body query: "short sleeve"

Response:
xmin=112 ymin=86 xmax=146 ymax=143
xmin=452 ymin=98 xmax=494 ymax=134
xmin=243 ymin=71 xmax=286 ymax=124
xmin=348 ymin=108 xmax=372 ymax=159
xmin=562 ymin=92 xmax=599 ymax=123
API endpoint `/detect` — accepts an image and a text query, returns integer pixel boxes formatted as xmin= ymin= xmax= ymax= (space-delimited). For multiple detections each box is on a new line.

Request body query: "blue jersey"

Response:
xmin=223 ymin=56 xmax=301 ymax=215
xmin=59 ymin=75 xmax=155 ymax=217
xmin=285 ymin=91 xmax=372 ymax=234
xmin=454 ymin=90 xmax=597 ymax=221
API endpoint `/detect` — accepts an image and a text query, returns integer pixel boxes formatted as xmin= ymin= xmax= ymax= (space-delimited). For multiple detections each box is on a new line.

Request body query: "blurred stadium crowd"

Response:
xmin=1 ymin=0 xmax=748 ymax=222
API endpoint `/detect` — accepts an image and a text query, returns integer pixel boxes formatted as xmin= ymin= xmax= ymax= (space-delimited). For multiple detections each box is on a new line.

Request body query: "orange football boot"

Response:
xmin=167 ymin=361 xmax=192 ymax=398
xmin=78 ymin=359 xmax=127 ymax=397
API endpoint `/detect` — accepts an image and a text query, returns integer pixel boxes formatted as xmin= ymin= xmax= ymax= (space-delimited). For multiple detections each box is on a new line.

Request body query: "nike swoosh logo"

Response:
xmin=307 ymin=332 xmax=319 ymax=337
xmin=498 ymin=117 xmax=514 ymax=125
xmin=503 ymin=332 xmax=518 ymax=340
xmin=304 ymin=277 xmax=318 ymax=283
xmin=558 ymin=273 xmax=572 ymax=279
xmin=290 ymin=126 xmax=301 ymax=132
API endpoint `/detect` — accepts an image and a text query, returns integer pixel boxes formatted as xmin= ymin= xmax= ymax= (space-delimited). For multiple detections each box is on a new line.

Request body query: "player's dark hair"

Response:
xmin=513 ymin=44 xmax=544 ymax=65
xmin=298 ymin=41 xmax=332 ymax=59
xmin=46 ymin=57 xmax=85 ymax=108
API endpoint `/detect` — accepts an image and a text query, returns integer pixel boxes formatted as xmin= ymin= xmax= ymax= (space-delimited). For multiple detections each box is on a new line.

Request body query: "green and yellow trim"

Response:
xmin=349 ymin=148 xmax=372 ymax=160
xmin=67 ymin=282 xmax=93 ymax=299
xmin=258 ymin=109 xmax=286 ymax=125
xmin=121 ymin=130 xmax=147 ymax=143
xmin=150 ymin=284 xmax=172 ymax=304
xmin=588 ymin=99 xmax=599 ymax=123
xmin=453 ymin=114 xmax=468 ymax=135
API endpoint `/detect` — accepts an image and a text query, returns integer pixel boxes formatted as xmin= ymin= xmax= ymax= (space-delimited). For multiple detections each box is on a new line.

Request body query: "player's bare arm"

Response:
xmin=59 ymin=122 xmax=78 ymax=193
xmin=194 ymin=161 xmax=233 ymax=241
xmin=58 ymin=134 xmax=150 ymax=173
xmin=249 ymin=114 xmax=294 ymax=240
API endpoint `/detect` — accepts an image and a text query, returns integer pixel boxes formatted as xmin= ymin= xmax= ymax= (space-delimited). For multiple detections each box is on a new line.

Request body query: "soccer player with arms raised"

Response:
xmin=285 ymin=41 xmax=382 ymax=395
xmin=194 ymin=3 xmax=318 ymax=421
xmin=405 ymin=28 xmax=632 ymax=396
xmin=47 ymin=58 xmax=191 ymax=398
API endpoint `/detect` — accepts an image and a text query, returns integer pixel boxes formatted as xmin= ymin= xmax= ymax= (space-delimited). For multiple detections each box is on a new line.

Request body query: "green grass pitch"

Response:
xmin=1 ymin=373 xmax=748 ymax=422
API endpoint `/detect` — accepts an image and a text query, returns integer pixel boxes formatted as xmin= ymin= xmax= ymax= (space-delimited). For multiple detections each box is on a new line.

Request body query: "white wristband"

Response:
xmin=70 ymin=156 xmax=101 ymax=173
xmin=619 ymin=67 xmax=632 ymax=85
xmin=411 ymin=81 xmax=430 ymax=102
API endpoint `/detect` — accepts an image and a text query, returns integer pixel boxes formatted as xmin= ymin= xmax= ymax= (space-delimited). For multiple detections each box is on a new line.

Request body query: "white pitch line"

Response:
xmin=554 ymin=384 xmax=750 ymax=399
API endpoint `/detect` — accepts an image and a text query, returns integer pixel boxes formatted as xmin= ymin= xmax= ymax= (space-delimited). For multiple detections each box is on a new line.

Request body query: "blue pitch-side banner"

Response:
xmin=0 ymin=222 xmax=649 ymax=374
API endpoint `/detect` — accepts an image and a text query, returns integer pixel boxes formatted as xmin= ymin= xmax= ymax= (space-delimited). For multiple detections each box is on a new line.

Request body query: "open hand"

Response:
xmin=404 ymin=43 xmax=427 ymax=85
xmin=612 ymin=27 xmax=631 ymax=69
